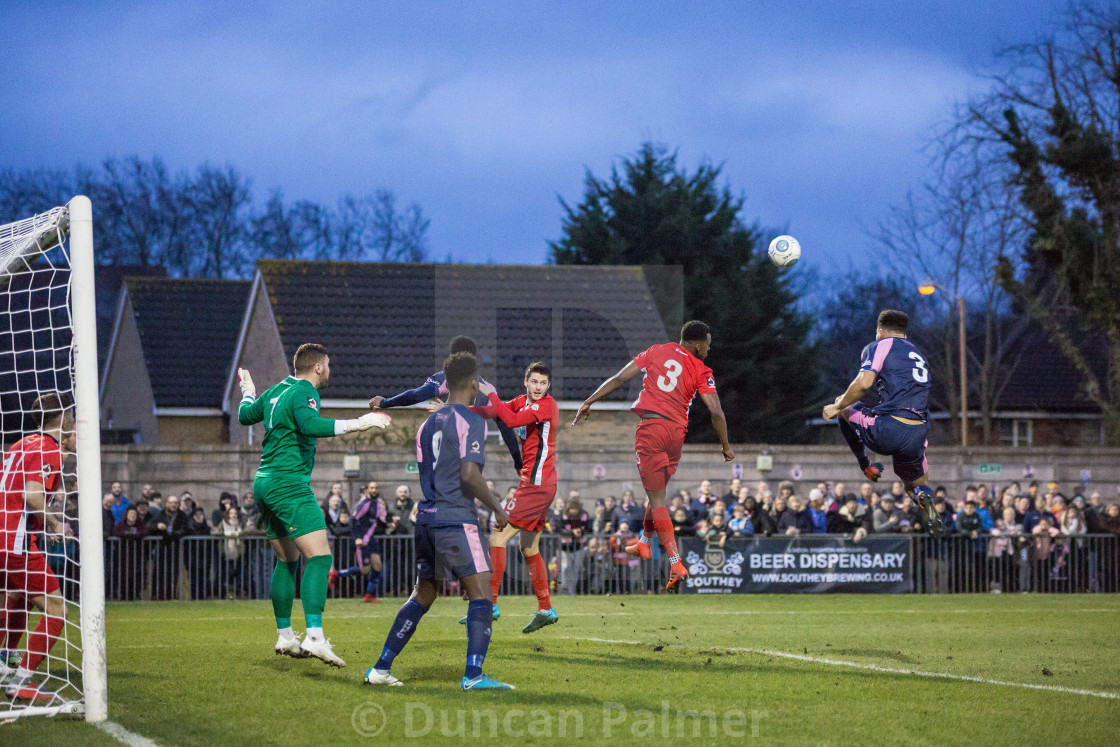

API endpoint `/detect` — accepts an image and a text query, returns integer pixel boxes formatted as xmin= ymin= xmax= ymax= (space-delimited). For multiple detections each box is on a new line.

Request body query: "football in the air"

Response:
xmin=768 ymin=235 xmax=801 ymax=267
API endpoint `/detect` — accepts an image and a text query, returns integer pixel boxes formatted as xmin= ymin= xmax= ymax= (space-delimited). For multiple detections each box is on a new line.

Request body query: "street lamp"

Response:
xmin=919 ymin=280 xmax=967 ymax=447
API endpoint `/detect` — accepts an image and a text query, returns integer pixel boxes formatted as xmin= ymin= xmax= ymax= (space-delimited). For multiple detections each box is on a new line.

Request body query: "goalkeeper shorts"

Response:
xmin=253 ymin=475 xmax=327 ymax=540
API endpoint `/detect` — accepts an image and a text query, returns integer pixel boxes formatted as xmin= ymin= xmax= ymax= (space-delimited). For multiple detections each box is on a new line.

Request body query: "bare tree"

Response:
xmin=251 ymin=191 xmax=300 ymax=260
xmin=874 ymin=135 xmax=1030 ymax=444
xmin=187 ymin=164 xmax=252 ymax=278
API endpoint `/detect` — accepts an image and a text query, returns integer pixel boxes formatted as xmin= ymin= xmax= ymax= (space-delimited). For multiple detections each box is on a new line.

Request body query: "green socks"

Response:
xmin=301 ymin=554 xmax=331 ymax=629
xmin=271 ymin=560 xmax=300 ymax=629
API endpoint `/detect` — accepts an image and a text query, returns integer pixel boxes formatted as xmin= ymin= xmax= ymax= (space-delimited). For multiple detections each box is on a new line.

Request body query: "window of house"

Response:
xmin=999 ymin=419 xmax=1032 ymax=447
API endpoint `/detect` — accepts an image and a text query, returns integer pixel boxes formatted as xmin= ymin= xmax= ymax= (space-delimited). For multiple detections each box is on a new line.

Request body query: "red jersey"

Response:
xmin=473 ymin=393 xmax=558 ymax=487
xmin=631 ymin=343 xmax=717 ymax=428
xmin=1 ymin=434 xmax=63 ymax=554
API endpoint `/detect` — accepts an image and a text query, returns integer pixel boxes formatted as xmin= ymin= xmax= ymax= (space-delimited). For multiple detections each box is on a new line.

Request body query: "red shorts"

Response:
xmin=1 ymin=549 xmax=60 ymax=597
xmin=506 ymin=484 xmax=556 ymax=533
xmin=634 ymin=418 xmax=685 ymax=491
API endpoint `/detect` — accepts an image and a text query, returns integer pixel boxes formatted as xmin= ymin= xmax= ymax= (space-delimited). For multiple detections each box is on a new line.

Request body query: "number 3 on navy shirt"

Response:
xmin=909 ymin=351 xmax=929 ymax=383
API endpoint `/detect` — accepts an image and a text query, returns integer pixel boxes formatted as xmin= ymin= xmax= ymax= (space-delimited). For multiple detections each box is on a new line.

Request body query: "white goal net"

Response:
xmin=0 ymin=198 xmax=106 ymax=720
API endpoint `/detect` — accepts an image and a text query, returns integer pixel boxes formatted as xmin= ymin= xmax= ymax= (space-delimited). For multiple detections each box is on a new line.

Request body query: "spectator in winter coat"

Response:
xmin=778 ymin=497 xmax=815 ymax=535
xmin=559 ymin=501 xmax=591 ymax=595
xmin=672 ymin=508 xmax=694 ymax=537
xmin=873 ymin=496 xmax=909 ymax=533
xmin=827 ymin=498 xmax=868 ymax=538
xmin=728 ymin=505 xmax=754 ymax=537
xmin=211 ymin=493 xmax=237 ymax=528
xmin=611 ymin=490 xmax=644 ymax=532
xmin=112 ymin=507 xmax=148 ymax=601
xmin=152 ymin=495 xmax=190 ymax=600
xmin=955 ymin=501 xmax=985 ymax=542
xmin=807 ymin=495 xmax=828 ymax=534
xmin=102 ymin=494 xmax=115 ymax=539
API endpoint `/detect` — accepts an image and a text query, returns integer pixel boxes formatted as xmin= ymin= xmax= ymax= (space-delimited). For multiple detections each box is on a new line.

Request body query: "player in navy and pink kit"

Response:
xmin=573 ymin=321 xmax=734 ymax=590
xmin=365 ymin=352 xmax=514 ymax=691
xmin=368 ymin=335 xmax=523 ymax=473
xmin=468 ymin=361 xmax=558 ymax=633
xmin=0 ymin=394 xmax=74 ymax=702
xmin=822 ymin=309 xmax=942 ymax=537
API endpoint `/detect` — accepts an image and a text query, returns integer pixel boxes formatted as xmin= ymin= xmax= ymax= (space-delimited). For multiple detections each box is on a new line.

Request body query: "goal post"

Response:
xmin=0 ymin=196 xmax=107 ymax=721
xmin=70 ymin=196 xmax=108 ymax=722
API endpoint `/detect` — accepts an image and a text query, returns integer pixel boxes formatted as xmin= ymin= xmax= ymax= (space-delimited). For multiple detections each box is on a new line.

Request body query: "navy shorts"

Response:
xmin=414 ymin=522 xmax=491 ymax=581
xmin=354 ymin=535 xmax=380 ymax=566
xmin=847 ymin=404 xmax=929 ymax=482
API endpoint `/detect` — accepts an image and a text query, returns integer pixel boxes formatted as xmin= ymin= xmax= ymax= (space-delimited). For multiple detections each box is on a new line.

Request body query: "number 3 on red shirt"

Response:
xmin=657 ymin=359 xmax=683 ymax=392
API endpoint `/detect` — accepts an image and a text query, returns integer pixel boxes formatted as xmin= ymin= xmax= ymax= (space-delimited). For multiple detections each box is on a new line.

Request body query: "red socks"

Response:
xmin=652 ymin=506 xmax=680 ymax=563
xmin=23 ymin=613 xmax=64 ymax=672
xmin=642 ymin=504 xmax=656 ymax=538
xmin=1 ymin=595 xmax=27 ymax=650
xmin=489 ymin=546 xmax=507 ymax=602
xmin=525 ymin=552 xmax=552 ymax=611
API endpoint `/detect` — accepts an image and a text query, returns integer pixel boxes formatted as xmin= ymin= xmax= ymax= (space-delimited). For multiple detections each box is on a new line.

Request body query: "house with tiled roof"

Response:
xmin=223 ymin=260 xmax=675 ymax=445
xmin=99 ymin=277 xmax=251 ymax=444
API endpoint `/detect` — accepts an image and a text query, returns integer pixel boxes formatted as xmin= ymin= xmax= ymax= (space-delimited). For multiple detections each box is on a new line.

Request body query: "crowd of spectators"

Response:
xmin=93 ymin=474 xmax=1120 ymax=600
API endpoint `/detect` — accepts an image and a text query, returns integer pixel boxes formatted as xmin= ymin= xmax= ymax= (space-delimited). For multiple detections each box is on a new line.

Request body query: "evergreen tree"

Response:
xmin=551 ymin=143 xmax=818 ymax=442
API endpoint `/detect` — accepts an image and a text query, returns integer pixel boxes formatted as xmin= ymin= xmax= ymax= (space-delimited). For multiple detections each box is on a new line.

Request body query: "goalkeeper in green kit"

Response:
xmin=237 ymin=343 xmax=390 ymax=667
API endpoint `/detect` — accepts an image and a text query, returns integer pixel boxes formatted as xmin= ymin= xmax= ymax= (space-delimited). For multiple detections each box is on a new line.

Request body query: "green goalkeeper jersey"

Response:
xmin=238 ymin=376 xmax=340 ymax=479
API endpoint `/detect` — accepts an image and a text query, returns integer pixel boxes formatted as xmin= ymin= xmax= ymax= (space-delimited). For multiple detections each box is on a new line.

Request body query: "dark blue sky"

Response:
xmin=2 ymin=1 xmax=1061 ymax=272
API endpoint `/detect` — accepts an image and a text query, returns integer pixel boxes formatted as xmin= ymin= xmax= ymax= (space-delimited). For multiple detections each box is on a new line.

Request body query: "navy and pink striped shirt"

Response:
xmin=858 ymin=336 xmax=931 ymax=422
xmin=415 ymin=404 xmax=487 ymax=526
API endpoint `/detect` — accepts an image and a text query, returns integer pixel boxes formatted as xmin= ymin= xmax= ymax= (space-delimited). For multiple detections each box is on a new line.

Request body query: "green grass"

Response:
xmin=4 ymin=595 xmax=1120 ymax=745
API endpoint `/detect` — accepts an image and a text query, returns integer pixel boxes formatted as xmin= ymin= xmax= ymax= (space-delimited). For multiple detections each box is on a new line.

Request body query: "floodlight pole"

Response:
xmin=919 ymin=282 xmax=968 ymax=447
xmin=957 ymin=296 xmax=967 ymax=448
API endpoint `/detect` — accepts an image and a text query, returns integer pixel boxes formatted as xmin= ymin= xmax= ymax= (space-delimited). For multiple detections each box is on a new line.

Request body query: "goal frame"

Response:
xmin=1 ymin=196 xmax=107 ymax=721
xmin=70 ymin=195 xmax=108 ymax=722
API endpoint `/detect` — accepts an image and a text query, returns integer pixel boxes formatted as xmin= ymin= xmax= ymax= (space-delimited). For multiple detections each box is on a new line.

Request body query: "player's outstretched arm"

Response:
xmin=461 ymin=462 xmax=508 ymax=529
xmin=475 ymin=380 xmax=525 ymax=470
xmin=293 ymin=404 xmax=391 ymax=438
xmin=485 ymin=393 xmax=542 ymax=428
xmin=572 ymin=360 xmax=642 ymax=425
xmin=237 ymin=369 xmax=265 ymax=426
xmin=370 ymin=380 xmax=441 ymax=410
xmin=822 ymin=370 xmax=876 ymax=421
xmin=699 ymin=392 xmax=735 ymax=462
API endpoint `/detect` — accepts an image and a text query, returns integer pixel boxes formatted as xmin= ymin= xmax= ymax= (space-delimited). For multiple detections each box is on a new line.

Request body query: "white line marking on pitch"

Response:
xmin=560 ymin=636 xmax=1120 ymax=701
xmin=111 ymin=607 xmax=1119 ymax=624
xmin=92 ymin=720 xmax=160 ymax=746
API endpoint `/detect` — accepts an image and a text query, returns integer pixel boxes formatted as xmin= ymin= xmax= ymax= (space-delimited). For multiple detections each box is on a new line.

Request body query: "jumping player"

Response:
xmin=1 ymin=394 xmax=74 ymax=703
xmin=464 ymin=362 xmax=558 ymax=634
xmin=572 ymin=321 xmax=734 ymax=590
xmin=822 ymin=309 xmax=941 ymax=537
xmin=368 ymin=335 xmax=523 ymax=473
xmin=365 ymin=352 xmax=514 ymax=690
xmin=238 ymin=343 xmax=391 ymax=667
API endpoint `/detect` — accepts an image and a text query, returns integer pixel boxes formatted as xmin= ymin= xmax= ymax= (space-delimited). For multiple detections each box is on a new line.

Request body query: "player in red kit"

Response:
xmin=0 ymin=393 xmax=75 ymax=702
xmin=466 ymin=362 xmax=559 ymax=633
xmin=573 ymin=321 xmax=733 ymax=590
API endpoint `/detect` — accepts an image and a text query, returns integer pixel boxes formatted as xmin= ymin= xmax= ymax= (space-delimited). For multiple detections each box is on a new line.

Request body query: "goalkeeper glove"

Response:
xmin=238 ymin=368 xmax=256 ymax=399
xmin=335 ymin=412 xmax=392 ymax=435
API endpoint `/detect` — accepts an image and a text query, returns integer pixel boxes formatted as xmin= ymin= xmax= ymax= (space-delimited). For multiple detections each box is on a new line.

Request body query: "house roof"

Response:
xmin=95 ymin=264 xmax=165 ymax=372
xmin=994 ymin=325 xmax=1107 ymax=414
xmin=124 ymin=277 xmax=251 ymax=408
xmin=254 ymin=260 xmax=670 ymax=401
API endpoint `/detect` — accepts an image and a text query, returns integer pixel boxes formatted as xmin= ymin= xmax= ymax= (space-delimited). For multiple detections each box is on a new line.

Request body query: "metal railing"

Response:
xmin=97 ymin=533 xmax=1120 ymax=601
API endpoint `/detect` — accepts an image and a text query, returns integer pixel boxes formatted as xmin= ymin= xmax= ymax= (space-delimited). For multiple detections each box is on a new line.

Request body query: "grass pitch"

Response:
xmin=4 ymin=594 xmax=1119 ymax=745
